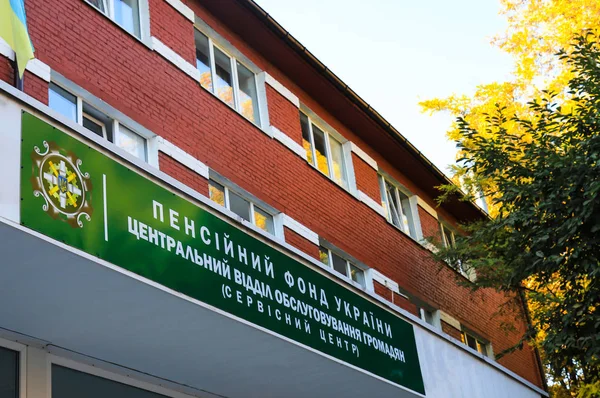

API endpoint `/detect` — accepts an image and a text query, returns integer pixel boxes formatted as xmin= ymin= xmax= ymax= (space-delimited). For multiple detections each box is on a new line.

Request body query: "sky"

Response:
xmin=254 ymin=0 xmax=514 ymax=175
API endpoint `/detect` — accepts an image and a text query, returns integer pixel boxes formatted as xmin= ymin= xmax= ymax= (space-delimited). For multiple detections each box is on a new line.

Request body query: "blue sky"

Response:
xmin=254 ymin=0 xmax=513 ymax=175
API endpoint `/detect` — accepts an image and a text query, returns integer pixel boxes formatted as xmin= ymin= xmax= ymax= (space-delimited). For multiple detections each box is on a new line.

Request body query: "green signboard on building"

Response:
xmin=20 ymin=112 xmax=425 ymax=395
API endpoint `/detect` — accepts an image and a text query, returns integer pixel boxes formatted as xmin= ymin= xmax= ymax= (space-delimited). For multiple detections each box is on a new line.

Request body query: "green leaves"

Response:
xmin=433 ymin=31 xmax=600 ymax=393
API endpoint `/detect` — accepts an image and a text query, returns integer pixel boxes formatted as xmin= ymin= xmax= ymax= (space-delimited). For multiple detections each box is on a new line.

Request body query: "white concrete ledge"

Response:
xmin=26 ymin=59 xmax=51 ymax=82
xmin=0 ymin=38 xmax=51 ymax=82
xmin=271 ymin=126 xmax=307 ymax=160
xmin=151 ymin=37 xmax=201 ymax=82
xmin=282 ymin=215 xmax=319 ymax=246
xmin=371 ymin=270 xmax=399 ymax=293
xmin=265 ymin=72 xmax=299 ymax=108
xmin=157 ymin=137 xmax=209 ymax=179
xmin=417 ymin=196 xmax=438 ymax=220
xmin=164 ymin=0 xmax=194 ymax=22
xmin=350 ymin=142 xmax=378 ymax=170
xmin=440 ymin=310 xmax=461 ymax=330
xmin=357 ymin=191 xmax=386 ymax=218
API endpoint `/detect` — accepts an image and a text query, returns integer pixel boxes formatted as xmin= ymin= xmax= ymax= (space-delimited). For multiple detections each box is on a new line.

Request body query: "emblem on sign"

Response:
xmin=30 ymin=140 xmax=93 ymax=228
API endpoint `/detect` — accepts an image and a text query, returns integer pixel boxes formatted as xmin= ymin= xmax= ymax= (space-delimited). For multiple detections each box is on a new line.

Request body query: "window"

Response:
xmin=0 ymin=346 xmax=18 ymax=398
xmin=419 ymin=307 xmax=441 ymax=329
xmin=209 ymin=181 xmax=275 ymax=235
xmin=319 ymin=246 xmax=366 ymax=288
xmin=380 ymin=176 xmax=417 ymax=238
xmin=194 ymin=30 xmax=261 ymax=126
xmin=52 ymin=365 xmax=168 ymax=398
xmin=85 ymin=0 xmax=141 ymax=38
xmin=440 ymin=222 xmax=456 ymax=248
xmin=462 ymin=331 xmax=491 ymax=357
xmin=300 ymin=112 xmax=349 ymax=188
xmin=49 ymin=83 xmax=148 ymax=161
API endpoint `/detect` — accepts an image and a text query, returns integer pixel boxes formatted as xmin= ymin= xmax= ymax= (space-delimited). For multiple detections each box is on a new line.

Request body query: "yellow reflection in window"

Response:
xmin=240 ymin=98 xmax=255 ymax=123
xmin=218 ymin=86 xmax=234 ymax=107
xmin=200 ymin=71 xmax=212 ymax=91
xmin=319 ymin=249 xmax=329 ymax=266
xmin=254 ymin=209 xmax=268 ymax=231
xmin=315 ymin=149 xmax=329 ymax=175
xmin=209 ymin=184 xmax=225 ymax=206
xmin=302 ymin=139 xmax=314 ymax=164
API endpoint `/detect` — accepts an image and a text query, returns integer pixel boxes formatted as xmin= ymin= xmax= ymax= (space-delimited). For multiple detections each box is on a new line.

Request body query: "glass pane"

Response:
xmin=213 ymin=47 xmax=234 ymax=107
xmin=115 ymin=124 xmax=146 ymax=160
xmin=228 ymin=191 xmax=250 ymax=221
xmin=385 ymin=182 xmax=401 ymax=227
xmin=349 ymin=263 xmax=365 ymax=287
xmin=423 ymin=310 xmax=434 ymax=325
xmin=114 ymin=0 xmax=141 ymax=37
xmin=300 ymin=113 xmax=314 ymax=165
xmin=0 ymin=347 xmax=18 ymax=398
xmin=83 ymin=115 xmax=106 ymax=138
xmin=253 ymin=206 xmax=274 ymax=234
xmin=466 ymin=334 xmax=478 ymax=350
xmin=328 ymin=136 xmax=347 ymax=188
xmin=318 ymin=247 xmax=329 ymax=267
xmin=398 ymin=190 xmax=412 ymax=234
xmin=442 ymin=224 xmax=454 ymax=247
xmin=331 ymin=253 xmax=348 ymax=276
xmin=312 ymin=125 xmax=330 ymax=176
xmin=209 ymin=181 xmax=225 ymax=206
xmin=194 ymin=30 xmax=212 ymax=91
xmin=87 ymin=0 xmax=106 ymax=13
xmin=236 ymin=61 xmax=260 ymax=124
xmin=52 ymin=365 xmax=168 ymax=398
xmin=49 ymin=83 xmax=77 ymax=122
xmin=476 ymin=340 xmax=487 ymax=355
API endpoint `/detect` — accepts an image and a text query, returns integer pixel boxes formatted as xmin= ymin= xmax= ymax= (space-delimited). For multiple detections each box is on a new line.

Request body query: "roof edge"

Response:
xmin=236 ymin=0 xmax=488 ymax=222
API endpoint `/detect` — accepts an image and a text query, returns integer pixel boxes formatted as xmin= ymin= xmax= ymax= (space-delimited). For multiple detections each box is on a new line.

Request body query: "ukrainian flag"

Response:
xmin=0 ymin=0 xmax=34 ymax=78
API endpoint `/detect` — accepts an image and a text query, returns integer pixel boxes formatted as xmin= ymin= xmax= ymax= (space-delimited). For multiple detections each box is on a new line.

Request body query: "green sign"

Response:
xmin=20 ymin=112 xmax=425 ymax=394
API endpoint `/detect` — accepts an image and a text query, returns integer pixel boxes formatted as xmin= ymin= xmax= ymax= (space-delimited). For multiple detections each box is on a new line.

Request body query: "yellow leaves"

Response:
xmin=421 ymin=0 xmax=600 ymax=216
xmin=521 ymin=133 xmax=533 ymax=144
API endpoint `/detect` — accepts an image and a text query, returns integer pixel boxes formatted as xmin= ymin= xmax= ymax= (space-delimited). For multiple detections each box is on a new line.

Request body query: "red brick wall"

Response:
xmin=419 ymin=206 xmax=442 ymax=243
xmin=149 ymin=0 xmax=196 ymax=64
xmin=0 ymin=60 xmax=47 ymax=104
xmin=442 ymin=320 xmax=463 ymax=341
xmin=22 ymin=0 xmax=543 ymax=387
xmin=0 ymin=58 xmax=13 ymax=85
xmin=266 ymin=85 xmax=301 ymax=142
xmin=284 ymin=227 xmax=320 ymax=260
xmin=352 ymin=153 xmax=381 ymax=202
xmin=24 ymin=72 xmax=49 ymax=105
xmin=159 ymin=152 xmax=209 ymax=196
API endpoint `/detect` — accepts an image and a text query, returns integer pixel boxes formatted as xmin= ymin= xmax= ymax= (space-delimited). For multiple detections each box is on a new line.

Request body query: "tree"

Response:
xmin=420 ymin=0 xmax=600 ymax=217
xmin=431 ymin=32 xmax=600 ymax=397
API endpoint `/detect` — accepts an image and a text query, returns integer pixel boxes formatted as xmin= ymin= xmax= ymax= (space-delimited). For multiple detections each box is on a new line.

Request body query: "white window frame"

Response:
xmin=84 ymin=0 xmax=145 ymax=40
xmin=209 ymin=181 xmax=280 ymax=238
xmin=379 ymin=175 xmax=418 ymax=238
xmin=301 ymin=111 xmax=350 ymax=189
xmin=440 ymin=221 xmax=456 ymax=249
xmin=195 ymin=31 xmax=262 ymax=127
xmin=461 ymin=330 xmax=493 ymax=358
xmin=0 ymin=337 xmax=26 ymax=398
xmin=49 ymin=82 xmax=149 ymax=162
xmin=319 ymin=247 xmax=367 ymax=289
xmin=419 ymin=307 xmax=442 ymax=330
xmin=439 ymin=221 xmax=477 ymax=281
xmin=82 ymin=112 xmax=108 ymax=140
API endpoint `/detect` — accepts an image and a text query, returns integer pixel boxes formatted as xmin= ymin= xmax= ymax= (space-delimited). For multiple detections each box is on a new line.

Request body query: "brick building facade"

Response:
xmin=0 ymin=1 xmax=547 ymax=397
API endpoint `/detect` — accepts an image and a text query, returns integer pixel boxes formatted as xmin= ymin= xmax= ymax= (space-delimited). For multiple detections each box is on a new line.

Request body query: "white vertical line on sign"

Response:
xmin=103 ymin=174 xmax=108 ymax=242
